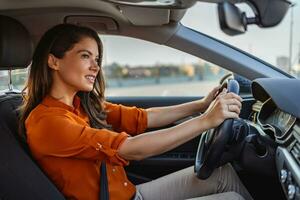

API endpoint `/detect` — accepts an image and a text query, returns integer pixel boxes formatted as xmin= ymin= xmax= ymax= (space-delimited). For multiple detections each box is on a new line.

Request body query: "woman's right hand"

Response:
xmin=202 ymin=89 xmax=242 ymax=129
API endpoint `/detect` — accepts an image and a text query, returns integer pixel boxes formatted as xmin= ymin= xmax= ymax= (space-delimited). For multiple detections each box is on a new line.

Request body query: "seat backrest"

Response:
xmin=0 ymin=94 xmax=28 ymax=151
xmin=0 ymin=15 xmax=65 ymax=199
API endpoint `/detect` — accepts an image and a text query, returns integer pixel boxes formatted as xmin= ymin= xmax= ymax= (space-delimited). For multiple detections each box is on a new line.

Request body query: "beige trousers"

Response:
xmin=134 ymin=164 xmax=253 ymax=200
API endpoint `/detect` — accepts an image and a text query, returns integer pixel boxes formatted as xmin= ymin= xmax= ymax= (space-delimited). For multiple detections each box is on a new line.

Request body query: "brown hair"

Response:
xmin=19 ymin=23 xmax=108 ymax=138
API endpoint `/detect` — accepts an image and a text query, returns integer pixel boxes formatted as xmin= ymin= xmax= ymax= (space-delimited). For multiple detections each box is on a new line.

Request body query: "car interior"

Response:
xmin=0 ymin=0 xmax=299 ymax=200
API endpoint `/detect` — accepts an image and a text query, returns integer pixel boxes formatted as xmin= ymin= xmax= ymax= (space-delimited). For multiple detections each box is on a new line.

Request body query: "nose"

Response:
xmin=90 ymin=59 xmax=100 ymax=72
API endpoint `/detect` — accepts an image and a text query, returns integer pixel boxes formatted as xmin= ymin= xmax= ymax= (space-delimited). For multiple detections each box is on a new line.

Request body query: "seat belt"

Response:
xmin=100 ymin=161 xmax=109 ymax=200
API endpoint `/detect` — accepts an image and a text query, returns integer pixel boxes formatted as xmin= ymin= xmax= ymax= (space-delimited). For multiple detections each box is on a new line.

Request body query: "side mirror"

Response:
xmin=217 ymin=2 xmax=247 ymax=36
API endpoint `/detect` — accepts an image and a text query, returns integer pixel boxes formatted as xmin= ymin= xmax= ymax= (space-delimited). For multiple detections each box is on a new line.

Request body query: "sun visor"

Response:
xmin=118 ymin=5 xmax=170 ymax=26
xmin=65 ymin=16 xmax=119 ymax=33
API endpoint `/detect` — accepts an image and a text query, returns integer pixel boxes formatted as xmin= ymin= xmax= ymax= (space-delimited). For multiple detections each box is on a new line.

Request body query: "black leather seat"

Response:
xmin=0 ymin=15 xmax=65 ymax=200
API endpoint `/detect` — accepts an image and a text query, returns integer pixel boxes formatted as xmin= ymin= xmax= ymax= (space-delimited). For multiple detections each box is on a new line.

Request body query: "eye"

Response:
xmin=81 ymin=54 xmax=90 ymax=59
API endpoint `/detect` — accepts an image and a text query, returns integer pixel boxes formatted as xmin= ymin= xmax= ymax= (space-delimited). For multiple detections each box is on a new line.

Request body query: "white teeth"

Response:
xmin=85 ymin=75 xmax=95 ymax=82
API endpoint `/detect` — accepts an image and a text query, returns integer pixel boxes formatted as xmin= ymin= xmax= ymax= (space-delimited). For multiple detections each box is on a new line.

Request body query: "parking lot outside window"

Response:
xmin=0 ymin=69 xmax=28 ymax=91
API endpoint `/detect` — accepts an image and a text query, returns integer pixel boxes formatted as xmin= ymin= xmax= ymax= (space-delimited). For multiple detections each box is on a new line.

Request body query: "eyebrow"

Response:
xmin=77 ymin=49 xmax=99 ymax=58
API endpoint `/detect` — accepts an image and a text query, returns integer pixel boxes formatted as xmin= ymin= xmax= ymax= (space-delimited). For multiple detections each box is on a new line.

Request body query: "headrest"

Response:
xmin=0 ymin=15 xmax=33 ymax=70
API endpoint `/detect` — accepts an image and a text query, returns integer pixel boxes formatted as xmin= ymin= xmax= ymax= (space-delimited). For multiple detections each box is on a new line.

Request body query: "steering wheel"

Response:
xmin=194 ymin=79 xmax=240 ymax=179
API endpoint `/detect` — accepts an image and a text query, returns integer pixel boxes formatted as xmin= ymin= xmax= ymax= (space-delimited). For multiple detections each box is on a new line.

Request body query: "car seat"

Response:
xmin=0 ymin=15 xmax=65 ymax=200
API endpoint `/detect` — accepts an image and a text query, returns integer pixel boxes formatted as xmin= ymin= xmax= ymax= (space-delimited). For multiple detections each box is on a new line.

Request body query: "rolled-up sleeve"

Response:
xmin=105 ymin=102 xmax=147 ymax=136
xmin=26 ymin=114 xmax=129 ymax=166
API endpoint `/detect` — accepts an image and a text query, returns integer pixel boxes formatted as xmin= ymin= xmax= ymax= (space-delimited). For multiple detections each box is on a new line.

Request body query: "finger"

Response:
xmin=223 ymin=92 xmax=240 ymax=100
xmin=228 ymin=104 xmax=241 ymax=114
xmin=212 ymin=85 xmax=222 ymax=97
xmin=225 ymin=98 xmax=242 ymax=109
xmin=218 ymin=88 xmax=227 ymax=96
xmin=223 ymin=92 xmax=242 ymax=102
xmin=212 ymin=85 xmax=221 ymax=92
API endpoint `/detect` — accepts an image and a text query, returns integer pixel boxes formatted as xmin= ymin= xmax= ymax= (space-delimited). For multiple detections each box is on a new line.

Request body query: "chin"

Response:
xmin=79 ymin=85 xmax=94 ymax=92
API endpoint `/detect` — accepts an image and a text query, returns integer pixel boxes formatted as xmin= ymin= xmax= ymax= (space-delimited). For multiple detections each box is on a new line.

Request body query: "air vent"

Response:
xmin=291 ymin=124 xmax=300 ymax=165
xmin=291 ymin=141 xmax=300 ymax=165
xmin=293 ymin=123 xmax=300 ymax=142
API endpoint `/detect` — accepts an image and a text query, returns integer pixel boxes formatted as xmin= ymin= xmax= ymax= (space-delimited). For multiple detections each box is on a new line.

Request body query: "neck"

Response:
xmin=49 ymin=91 xmax=76 ymax=108
xmin=49 ymin=77 xmax=77 ymax=108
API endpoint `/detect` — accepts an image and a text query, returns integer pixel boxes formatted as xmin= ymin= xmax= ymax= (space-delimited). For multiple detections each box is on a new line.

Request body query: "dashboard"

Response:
xmin=251 ymin=78 xmax=300 ymax=200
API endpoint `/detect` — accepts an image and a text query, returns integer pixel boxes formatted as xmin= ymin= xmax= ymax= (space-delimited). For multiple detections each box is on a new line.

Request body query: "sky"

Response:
xmin=101 ymin=1 xmax=300 ymax=70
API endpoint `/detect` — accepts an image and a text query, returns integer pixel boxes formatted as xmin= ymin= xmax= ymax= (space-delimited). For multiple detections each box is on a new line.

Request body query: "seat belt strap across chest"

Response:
xmin=100 ymin=161 xmax=109 ymax=200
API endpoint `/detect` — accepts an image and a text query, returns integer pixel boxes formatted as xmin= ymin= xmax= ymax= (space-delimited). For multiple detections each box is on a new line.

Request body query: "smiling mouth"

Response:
xmin=85 ymin=75 xmax=96 ymax=83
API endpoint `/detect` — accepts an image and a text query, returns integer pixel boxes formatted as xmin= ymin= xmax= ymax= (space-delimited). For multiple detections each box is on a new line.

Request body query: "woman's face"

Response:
xmin=49 ymin=37 xmax=100 ymax=93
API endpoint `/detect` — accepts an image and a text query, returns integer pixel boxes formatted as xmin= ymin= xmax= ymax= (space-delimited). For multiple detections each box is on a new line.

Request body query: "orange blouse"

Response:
xmin=25 ymin=95 xmax=148 ymax=200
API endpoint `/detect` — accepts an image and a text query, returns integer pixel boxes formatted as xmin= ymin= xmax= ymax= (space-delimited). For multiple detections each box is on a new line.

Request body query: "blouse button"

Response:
xmin=112 ymin=168 xmax=116 ymax=172
xmin=124 ymin=182 xmax=128 ymax=187
xmin=95 ymin=143 xmax=103 ymax=151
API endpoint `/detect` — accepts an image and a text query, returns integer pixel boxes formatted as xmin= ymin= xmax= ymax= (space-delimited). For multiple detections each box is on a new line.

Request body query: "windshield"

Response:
xmin=182 ymin=2 xmax=300 ymax=78
xmin=0 ymin=2 xmax=298 ymax=94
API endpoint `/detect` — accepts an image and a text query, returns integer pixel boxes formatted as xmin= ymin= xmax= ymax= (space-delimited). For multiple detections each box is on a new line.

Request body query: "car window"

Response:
xmin=101 ymin=35 xmax=230 ymax=97
xmin=0 ymin=69 xmax=28 ymax=91
xmin=182 ymin=2 xmax=300 ymax=78
xmin=0 ymin=35 xmax=231 ymax=96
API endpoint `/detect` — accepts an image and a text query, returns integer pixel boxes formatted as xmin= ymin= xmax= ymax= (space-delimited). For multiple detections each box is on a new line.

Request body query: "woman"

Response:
xmin=20 ymin=24 xmax=252 ymax=200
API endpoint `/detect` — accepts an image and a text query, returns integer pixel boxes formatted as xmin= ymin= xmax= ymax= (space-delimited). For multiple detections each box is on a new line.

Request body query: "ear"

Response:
xmin=48 ymin=54 xmax=60 ymax=70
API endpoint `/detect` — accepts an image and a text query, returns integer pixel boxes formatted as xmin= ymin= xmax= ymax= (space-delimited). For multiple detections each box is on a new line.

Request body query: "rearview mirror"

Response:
xmin=218 ymin=2 xmax=247 ymax=36
xmin=218 ymin=0 xmax=291 ymax=36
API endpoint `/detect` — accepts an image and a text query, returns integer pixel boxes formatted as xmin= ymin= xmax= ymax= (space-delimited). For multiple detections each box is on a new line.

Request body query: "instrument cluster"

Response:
xmin=257 ymin=98 xmax=296 ymax=139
